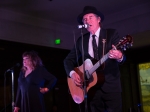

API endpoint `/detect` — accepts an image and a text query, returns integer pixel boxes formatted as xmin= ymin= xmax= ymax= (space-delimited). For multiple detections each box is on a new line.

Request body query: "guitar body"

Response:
xmin=67 ymin=59 xmax=100 ymax=104
xmin=67 ymin=35 xmax=133 ymax=104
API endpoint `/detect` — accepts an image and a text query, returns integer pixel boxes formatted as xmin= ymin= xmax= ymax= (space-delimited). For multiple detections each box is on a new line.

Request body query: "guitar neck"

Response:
xmin=88 ymin=53 xmax=109 ymax=75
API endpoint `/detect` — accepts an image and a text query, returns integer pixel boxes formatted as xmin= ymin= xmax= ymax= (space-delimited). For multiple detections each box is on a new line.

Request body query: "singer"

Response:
xmin=64 ymin=6 xmax=126 ymax=112
xmin=14 ymin=50 xmax=57 ymax=112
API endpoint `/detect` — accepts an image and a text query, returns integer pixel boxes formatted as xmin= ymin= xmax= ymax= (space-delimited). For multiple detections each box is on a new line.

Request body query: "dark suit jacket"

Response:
xmin=64 ymin=28 xmax=125 ymax=92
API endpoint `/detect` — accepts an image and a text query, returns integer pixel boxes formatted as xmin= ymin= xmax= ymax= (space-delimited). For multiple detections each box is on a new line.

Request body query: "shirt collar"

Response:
xmin=90 ymin=27 xmax=101 ymax=38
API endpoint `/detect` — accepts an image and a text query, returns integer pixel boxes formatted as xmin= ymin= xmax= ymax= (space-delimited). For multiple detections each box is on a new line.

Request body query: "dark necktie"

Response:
xmin=92 ymin=35 xmax=99 ymax=60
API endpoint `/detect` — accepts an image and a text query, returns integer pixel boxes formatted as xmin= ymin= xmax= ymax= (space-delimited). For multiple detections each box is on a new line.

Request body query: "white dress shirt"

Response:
xmin=88 ymin=28 xmax=101 ymax=58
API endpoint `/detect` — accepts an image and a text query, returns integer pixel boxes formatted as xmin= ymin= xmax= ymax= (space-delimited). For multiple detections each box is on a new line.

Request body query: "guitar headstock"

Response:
xmin=116 ymin=35 xmax=133 ymax=51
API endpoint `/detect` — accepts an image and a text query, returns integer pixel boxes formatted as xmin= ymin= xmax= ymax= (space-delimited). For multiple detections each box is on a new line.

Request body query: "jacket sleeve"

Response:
xmin=63 ymin=37 xmax=82 ymax=77
xmin=109 ymin=29 xmax=126 ymax=64
xmin=41 ymin=66 xmax=57 ymax=90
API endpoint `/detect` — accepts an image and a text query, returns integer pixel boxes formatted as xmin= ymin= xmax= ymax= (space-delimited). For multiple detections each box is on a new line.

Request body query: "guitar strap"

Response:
xmin=102 ymin=29 xmax=107 ymax=57
xmin=101 ymin=29 xmax=107 ymax=69
xmin=102 ymin=30 xmax=107 ymax=56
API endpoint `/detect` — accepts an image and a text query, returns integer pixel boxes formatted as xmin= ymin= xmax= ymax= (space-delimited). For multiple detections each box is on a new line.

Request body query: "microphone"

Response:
xmin=6 ymin=63 xmax=20 ymax=72
xmin=78 ymin=24 xmax=89 ymax=29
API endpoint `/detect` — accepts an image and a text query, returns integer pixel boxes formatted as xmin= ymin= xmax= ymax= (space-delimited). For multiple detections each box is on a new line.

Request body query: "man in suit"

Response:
xmin=64 ymin=6 xmax=125 ymax=112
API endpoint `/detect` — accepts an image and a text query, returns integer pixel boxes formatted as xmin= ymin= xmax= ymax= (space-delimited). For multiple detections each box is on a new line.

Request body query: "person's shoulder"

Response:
xmin=36 ymin=66 xmax=50 ymax=73
xmin=36 ymin=65 xmax=46 ymax=70
xmin=83 ymin=32 xmax=90 ymax=37
xmin=78 ymin=32 xmax=90 ymax=38
xmin=77 ymin=32 xmax=90 ymax=41
xmin=103 ymin=28 xmax=118 ymax=35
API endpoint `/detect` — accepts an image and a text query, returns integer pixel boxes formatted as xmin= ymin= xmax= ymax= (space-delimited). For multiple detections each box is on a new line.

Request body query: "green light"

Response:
xmin=55 ymin=39 xmax=61 ymax=44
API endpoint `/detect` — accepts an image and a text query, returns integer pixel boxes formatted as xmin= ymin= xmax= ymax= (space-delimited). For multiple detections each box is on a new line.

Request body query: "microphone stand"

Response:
xmin=10 ymin=70 xmax=15 ymax=112
xmin=5 ymin=63 xmax=20 ymax=112
xmin=80 ymin=28 xmax=88 ymax=112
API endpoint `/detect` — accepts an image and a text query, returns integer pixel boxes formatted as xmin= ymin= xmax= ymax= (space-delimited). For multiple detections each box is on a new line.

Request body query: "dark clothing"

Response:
xmin=90 ymin=89 xmax=122 ymax=112
xmin=64 ymin=28 xmax=125 ymax=112
xmin=15 ymin=66 xmax=57 ymax=112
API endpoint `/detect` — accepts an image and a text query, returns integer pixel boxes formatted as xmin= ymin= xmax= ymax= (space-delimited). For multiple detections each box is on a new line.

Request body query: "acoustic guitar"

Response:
xmin=67 ymin=35 xmax=133 ymax=104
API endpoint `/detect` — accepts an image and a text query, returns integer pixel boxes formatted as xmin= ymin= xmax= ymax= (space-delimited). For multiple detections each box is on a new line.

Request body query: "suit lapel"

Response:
xmin=83 ymin=33 xmax=91 ymax=58
xmin=98 ymin=28 xmax=107 ymax=58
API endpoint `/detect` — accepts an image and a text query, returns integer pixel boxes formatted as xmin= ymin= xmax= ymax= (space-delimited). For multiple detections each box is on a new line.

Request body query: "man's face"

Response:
xmin=82 ymin=13 xmax=101 ymax=34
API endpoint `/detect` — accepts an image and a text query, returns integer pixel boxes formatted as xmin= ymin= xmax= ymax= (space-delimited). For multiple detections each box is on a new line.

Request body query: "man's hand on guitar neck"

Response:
xmin=70 ymin=71 xmax=83 ymax=86
xmin=109 ymin=45 xmax=123 ymax=62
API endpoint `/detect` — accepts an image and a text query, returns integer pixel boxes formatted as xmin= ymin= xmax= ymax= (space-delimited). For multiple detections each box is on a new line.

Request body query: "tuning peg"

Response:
xmin=123 ymin=36 xmax=126 ymax=39
xmin=123 ymin=44 xmax=126 ymax=46
xmin=120 ymin=46 xmax=123 ymax=49
xmin=127 ymin=45 xmax=130 ymax=48
xmin=120 ymin=39 xmax=123 ymax=42
xmin=123 ymin=47 xmax=126 ymax=51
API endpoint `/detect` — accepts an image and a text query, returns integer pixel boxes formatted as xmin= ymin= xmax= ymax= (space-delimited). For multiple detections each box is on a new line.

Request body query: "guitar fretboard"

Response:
xmin=88 ymin=35 xmax=133 ymax=76
xmin=89 ymin=53 xmax=109 ymax=75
